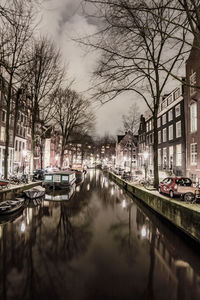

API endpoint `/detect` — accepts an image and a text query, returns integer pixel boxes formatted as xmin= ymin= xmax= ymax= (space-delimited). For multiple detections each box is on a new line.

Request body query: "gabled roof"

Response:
xmin=117 ymin=135 xmax=125 ymax=143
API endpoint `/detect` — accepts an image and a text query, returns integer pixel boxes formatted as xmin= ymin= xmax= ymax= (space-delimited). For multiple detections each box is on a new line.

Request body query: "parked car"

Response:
xmin=113 ymin=168 xmax=125 ymax=176
xmin=158 ymin=177 xmax=193 ymax=198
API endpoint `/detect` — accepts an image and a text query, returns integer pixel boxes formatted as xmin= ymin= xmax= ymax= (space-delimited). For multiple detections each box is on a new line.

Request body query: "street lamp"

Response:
xmin=143 ymin=151 xmax=149 ymax=181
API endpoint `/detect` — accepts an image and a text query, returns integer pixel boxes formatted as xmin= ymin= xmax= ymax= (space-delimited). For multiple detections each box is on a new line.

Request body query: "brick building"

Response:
xmin=138 ymin=84 xmax=186 ymax=178
xmin=185 ymin=38 xmax=200 ymax=184
xmin=116 ymin=132 xmax=138 ymax=171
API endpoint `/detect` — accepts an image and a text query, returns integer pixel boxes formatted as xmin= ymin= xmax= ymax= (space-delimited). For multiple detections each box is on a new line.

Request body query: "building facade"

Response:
xmin=138 ymin=84 xmax=186 ymax=178
xmin=185 ymin=40 xmax=200 ymax=184
xmin=116 ymin=132 xmax=138 ymax=171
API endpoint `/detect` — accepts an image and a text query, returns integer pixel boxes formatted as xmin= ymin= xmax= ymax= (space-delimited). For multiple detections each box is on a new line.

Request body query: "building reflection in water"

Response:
xmin=0 ymin=170 xmax=200 ymax=300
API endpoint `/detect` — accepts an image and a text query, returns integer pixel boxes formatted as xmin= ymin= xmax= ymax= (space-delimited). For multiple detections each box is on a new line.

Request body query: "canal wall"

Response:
xmin=109 ymin=172 xmax=200 ymax=245
xmin=0 ymin=181 xmax=42 ymax=201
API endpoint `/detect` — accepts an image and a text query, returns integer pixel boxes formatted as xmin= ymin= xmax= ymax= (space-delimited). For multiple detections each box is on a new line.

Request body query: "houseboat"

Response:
xmin=43 ymin=171 xmax=76 ymax=189
xmin=44 ymin=183 xmax=76 ymax=201
xmin=70 ymin=164 xmax=86 ymax=182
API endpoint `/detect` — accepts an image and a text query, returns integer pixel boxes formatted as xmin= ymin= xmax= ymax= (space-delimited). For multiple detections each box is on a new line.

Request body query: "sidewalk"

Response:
xmin=109 ymin=171 xmax=200 ymax=246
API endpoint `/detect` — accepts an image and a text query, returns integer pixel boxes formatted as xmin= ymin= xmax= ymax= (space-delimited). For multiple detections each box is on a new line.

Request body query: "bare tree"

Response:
xmin=53 ymin=88 xmax=95 ymax=168
xmin=81 ymin=0 xmax=188 ymax=187
xmin=24 ymin=37 xmax=64 ymax=173
xmin=0 ymin=0 xmax=33 ymax=178
xmin=121 ymin=103 xmax=140 ymax=173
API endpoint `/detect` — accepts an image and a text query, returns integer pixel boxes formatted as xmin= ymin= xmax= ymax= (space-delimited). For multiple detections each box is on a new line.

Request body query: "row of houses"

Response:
xmin=115 ymin=44 xmax=200 ymax=184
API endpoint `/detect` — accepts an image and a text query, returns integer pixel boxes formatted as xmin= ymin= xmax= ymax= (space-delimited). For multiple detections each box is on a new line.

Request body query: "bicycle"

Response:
xmin=139 ymin=177 xmax=155 ymax=190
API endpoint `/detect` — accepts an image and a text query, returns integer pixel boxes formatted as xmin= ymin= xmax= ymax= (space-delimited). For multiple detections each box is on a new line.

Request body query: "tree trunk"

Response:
xmin=60 ymin=149 xmax=64 ymax=168
xmin=30 ymin=117 xmax=35 ymax=175
xmin=153 ymin=111 xmax=159 ymax=188
xmin=4 ymin=79 xmax=13 ymax=179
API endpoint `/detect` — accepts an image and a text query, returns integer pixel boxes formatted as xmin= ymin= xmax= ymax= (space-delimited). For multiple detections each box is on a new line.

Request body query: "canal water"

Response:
xmin=0 ymin=170 xmax=200 ymax=300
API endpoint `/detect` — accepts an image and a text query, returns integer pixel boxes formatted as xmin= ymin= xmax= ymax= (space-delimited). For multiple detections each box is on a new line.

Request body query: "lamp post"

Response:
xmin=143 ymin=151 xmax=149 ymax=181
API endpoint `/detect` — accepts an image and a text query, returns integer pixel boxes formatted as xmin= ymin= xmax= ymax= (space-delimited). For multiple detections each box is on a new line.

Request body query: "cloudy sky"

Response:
xmin=36 ymin=0 xmax=144 ymax=136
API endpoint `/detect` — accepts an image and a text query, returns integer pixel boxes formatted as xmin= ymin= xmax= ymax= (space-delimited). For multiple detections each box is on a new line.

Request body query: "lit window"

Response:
xmin=175 ymin=104 xmax=181 ymax=117
xmin=158 ymin=131 xmax=161 ymax=144
xmin=158 ymin=148 xmax=161 ymax=166
xmin=0 ymin=127 xmax=5 ymax=142
xmin=157 ymin=118 xmax=161 ymax=128
xmin=191 ymin=143 xmax=197 ymax=165
xmin=169 ymin=125 xmax=173 ymax=140
xmin=163 ymin=128 xmax=167 ymax=142
xmin=162 ymin=114 xmax=166 ymax=125
xmin=163 ymin=148 xmax=167 ymax=169
xmin=190 ymin=102 xmax=197 ymax=132
xmin=169 ymin=146 xmax=173 ymax=169
xmin=168 ymin=109 xmax=173 ymax=121
xmin=176 ymin=144 xmax=182 ymax=166
xmin=176 ymin=121 xmax=181 ymax=138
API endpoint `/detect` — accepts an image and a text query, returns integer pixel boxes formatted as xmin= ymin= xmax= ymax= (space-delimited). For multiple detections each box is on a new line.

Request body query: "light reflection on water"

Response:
xmin=0 ymin=170 xmax=200 ymax=300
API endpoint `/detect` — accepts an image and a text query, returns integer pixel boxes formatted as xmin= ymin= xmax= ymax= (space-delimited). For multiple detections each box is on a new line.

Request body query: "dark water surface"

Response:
xmin=1 ymin=170 xmax=200 ymax=300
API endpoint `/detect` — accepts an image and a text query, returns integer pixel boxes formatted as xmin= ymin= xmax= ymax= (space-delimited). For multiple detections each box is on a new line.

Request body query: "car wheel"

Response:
xmin=169 ymin=190 xmax=174 ymax=198
xmin=184 ymin=192 xmax=195 ymax=203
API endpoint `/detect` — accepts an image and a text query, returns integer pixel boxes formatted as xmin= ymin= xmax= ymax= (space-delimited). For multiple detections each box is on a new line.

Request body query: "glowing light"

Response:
xmin=87 ymin=184 xmax=90 ymax=191
xmin=76 ymin=186 xmax=80 ymax=192
xmin=141 ymin=226 xmax=147 ymax=238
xmin=111 ymin=187 xmax=114 ymax=196
xmin=143 ymin=152 xmax=149 ymax=160
xmin=122 ymin=199 xmax=127 ymax=208
xmin=21 ymin=222 xmax=26 ymax=233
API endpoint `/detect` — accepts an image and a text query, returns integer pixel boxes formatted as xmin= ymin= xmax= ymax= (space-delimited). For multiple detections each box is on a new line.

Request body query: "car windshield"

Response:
xmin=175 ymin=178 xmax=192 ymax=186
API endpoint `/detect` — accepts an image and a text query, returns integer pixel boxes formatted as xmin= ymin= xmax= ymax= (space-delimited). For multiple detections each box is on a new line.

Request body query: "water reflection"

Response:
xmin=0 ymin=170 xmax=200 ymax=299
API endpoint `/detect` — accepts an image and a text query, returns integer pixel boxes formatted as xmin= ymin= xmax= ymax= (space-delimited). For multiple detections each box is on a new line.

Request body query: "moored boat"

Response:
xmin=45 ymin=183 xmax=76 ymax=201
xmin=24 ymin=186 xmax=45 ymax=199
xmin=0 ymin=198 xmax=24 ymax=215
xmin=70 ymin=164 xmax=86 ymax=182
xmin=0 ymin=179 xmax=9 ymax=189
xmin=44 ymin=171 xmax=76 ymax=189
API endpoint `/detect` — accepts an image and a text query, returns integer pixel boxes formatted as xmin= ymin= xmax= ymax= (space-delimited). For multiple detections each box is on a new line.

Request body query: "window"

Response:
xmin=169 ymin=146 xmax=173 ymax=169
xmin=169 ymin=125 xmax=173 ymax=140
xmin=176 ymin=144 xmax=182 ymax=166
xmin=158 ymin=131 xmax=161 ymax=144
xmin=15 ymin=140 xmax=18 ymax=151
xmin=190 ymin=102 xmax=197 ymax=132
xmin=191 ymin=143 xmax=197 ymax=165
xmin=162 ymin=114 xmax=166 ymax=125
xmin=149 ymin=120 xmax=151 ymax=131
xmin=0 ymin=127 xmax=5 ymax=142
xmin=19 ymin=141 xmax=21 ymax=152
xmin=190 ymin=72 xmax=196 ymax=95
xmin=163 ymin=128 xmax=167 ymax=142
xmin=168 ymin=109 xmax=173 ymax=121
xmin=157 ymin=118 xmax=161 ymax=128
xmin=163 ymin=148 xmax=167 ymax=169
xmin=176 ymin=121 xmax=181 ymax=138
xmin=167 ymin=95 xmax=173 ymax=105
xmin=158 ymin=148 xmax=161 ymax=166
xmin=161 ymin=99 xmax=167 ymax=110
xmin=1 ymin=110 xmax=6 ymax=122
xmin=175 ymin=104 xmax=181 ymax=117
xmin=174 ymin=88 xmax=181 ymax=100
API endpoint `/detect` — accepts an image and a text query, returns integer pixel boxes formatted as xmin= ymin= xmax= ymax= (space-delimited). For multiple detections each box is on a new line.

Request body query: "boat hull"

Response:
xmin=0 ymin=199 xmax=24 ymax=215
